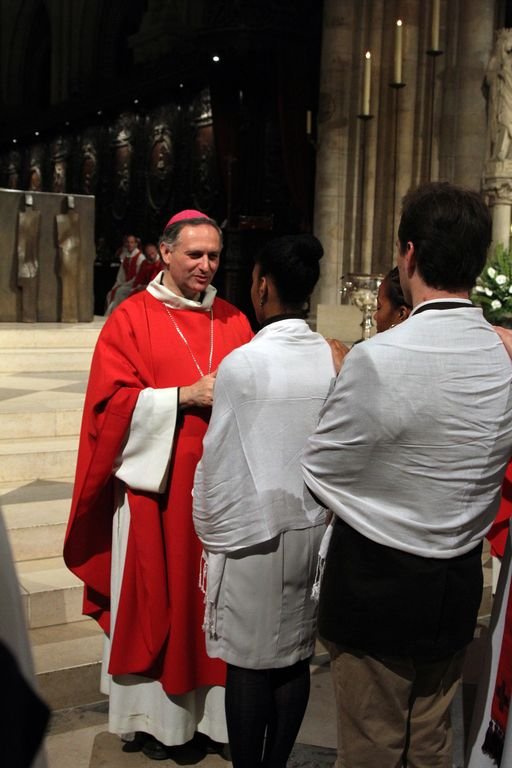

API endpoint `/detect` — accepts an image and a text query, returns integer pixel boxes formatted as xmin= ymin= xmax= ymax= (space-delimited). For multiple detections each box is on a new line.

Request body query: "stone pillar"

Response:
xmin=311 ymin=0 xmax=357 ymax=311
xmin=310 ymin=0 xmax=500 ymax=324
xmin=481 ymin=27 xmax=512 ymax=254
xmin=483 ymin=162 xmax=512 ymax=252
xmin=440 ymin=0 xmax=494 ymax=189
xmin=492 ymin=202 xmax=511 ymax=250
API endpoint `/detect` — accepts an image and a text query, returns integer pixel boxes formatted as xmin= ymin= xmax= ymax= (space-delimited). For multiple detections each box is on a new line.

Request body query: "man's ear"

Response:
xmin=259 ymin=275 xmax=268 ymax=303
xmin=159 ymin=242 xmax=171 ymax=266
xmin=405 ymin=241 xmax=416 ymax=277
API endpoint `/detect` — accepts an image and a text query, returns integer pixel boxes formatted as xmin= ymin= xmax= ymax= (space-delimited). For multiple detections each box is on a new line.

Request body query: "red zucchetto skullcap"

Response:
xmin=165 ymin=209 xmax=209 ymax=228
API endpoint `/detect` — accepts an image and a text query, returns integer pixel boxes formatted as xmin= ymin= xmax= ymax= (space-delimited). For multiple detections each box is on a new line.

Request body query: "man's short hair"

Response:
xmin=159 ymin=216 xmax=223 ymax=251
xmin=397 ymin=181 xmax=492 ymax=291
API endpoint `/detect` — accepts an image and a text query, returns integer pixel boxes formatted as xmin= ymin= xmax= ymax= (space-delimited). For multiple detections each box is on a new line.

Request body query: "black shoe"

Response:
xmin=193 ymin=732 xmax=231 ymax=760
xmin=141 ymin=737 xmax=169 ymax=760
xmin=122 ymin=732 xmax=149 ymax=753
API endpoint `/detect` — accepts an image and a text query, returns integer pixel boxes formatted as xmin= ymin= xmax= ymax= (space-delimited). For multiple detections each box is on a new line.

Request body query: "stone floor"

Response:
xmin=41 ymin=614 xmax=493 ymax=768
xmin=2 ymin=322 xmax=493 ymax=767
xmin=42 ymin=649 xmax=335 ymax=768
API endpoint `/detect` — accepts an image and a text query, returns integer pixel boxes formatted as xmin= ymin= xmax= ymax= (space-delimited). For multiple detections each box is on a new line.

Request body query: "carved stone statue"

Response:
xmin=190 ymin=89 xmax=218 ymax=213
xmin=79 ymin=131 xmax=98 ymax=195
xmin=147 ymin=110 xmax=173 ymax=211
xmin=6 ymin=151 xmax=21 ymax=189
xmin=486 ymin=29 xmax=512 ymax=161
xmin=50 ymin=137 xmax=69 ymax=193
xmin=29 ymin=145 xmax=44 ymax=192
xmin=17 ymin=196 xmax=41 ymax=322
xmin=56 ymin=197 xmax=81 ymax=322
xmin=111 ymin=113 xmax=135 ymax=220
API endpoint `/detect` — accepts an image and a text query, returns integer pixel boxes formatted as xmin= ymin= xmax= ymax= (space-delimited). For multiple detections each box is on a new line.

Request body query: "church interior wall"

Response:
xmin=0 ymin=1 xmax=322 ymax=316
xmin=312 ymin=0 xmax=503 ymax=313
xmin=0 ymin=1 xmax=511 ymax=318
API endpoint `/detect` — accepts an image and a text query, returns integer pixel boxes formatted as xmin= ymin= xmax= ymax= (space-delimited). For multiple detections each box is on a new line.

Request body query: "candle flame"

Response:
xmin=397 ymin=19 xmax=402 ymax=26
xmin=365 ymin=51 xmax=371 ymax=59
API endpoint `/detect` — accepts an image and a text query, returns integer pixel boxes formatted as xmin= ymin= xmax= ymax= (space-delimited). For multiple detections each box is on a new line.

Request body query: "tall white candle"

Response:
xmin=362 ymin=51 xmax=371 ymax=115
xmin=394 ymin=20 xmax=403 ymax=84
xmin=431 ymin=0 xmax=440 ymax=51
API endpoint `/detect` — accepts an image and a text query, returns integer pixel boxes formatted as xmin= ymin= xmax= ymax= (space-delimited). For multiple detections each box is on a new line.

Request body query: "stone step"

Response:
xmin=0 ymin=347 xmax=94 ymax=373
xmin=0 ymin=320 xmax=104 ymax=349
xmin=0 ymin=435 xmax=78 ymax=482
xmin=16 ymin=555 xmax=86 ymax=629
xmin=0 ymin=478 xmax=73 ymax=560
xmin=31 ymin=619 xmax=106 ymax=711
xmin=0 ymin=396 xmax=84 ymax=439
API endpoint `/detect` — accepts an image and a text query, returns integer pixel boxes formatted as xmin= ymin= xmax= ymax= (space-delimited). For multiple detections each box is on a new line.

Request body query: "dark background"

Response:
xmin=0 ymin=0 xmax=323 ymax=318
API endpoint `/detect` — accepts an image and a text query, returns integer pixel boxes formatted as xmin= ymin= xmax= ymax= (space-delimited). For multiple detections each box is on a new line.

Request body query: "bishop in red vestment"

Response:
xmin=64 ymin=211 xmax=252 ymax=754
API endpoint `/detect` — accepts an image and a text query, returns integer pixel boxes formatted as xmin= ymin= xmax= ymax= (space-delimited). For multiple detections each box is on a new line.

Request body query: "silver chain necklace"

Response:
xmin=163 ymin=304 xmax=214 ymax=377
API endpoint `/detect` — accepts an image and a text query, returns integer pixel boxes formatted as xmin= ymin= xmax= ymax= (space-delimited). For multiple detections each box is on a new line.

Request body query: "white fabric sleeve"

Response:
xmin=114 ymin=387 xmax=178 ymax=493
xmin=301 ymin=346 xmax=382 ymax=510
xmin=193 ymin=362 xmax=251 ymax=553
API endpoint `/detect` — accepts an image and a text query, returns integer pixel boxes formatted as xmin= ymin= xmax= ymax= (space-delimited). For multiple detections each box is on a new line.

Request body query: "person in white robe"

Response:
xmin=194 ymin=234 xmax=342 ymax=768
xmin=301 ymin=182 xmax=512 ymax=768
xmin=465 ymin=520 xmax=512 ymax=767
xmin=0 ymin=508 xmax=49 ymax=768
xmin=466 ymin=325 xmax=512 ymax=768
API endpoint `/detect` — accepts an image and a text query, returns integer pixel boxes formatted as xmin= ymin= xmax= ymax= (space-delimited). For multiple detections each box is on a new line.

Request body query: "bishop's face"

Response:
xmin=159 ymin=224 xmax=221 ymax=300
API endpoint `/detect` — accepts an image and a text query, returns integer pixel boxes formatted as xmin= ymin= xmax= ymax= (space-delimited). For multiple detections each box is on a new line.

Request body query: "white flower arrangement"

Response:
xmin=472 ymin=245 xmax=512 ymax=323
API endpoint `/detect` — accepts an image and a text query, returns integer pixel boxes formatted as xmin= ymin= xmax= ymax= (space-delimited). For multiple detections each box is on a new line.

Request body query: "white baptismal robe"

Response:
xmin=193 ymin=318 xmax=335 ymax=664
xmin=0 ymin=510 xmax=48 ymax=768
xmin=194 ymin=318 xmax=335 ymax=552
xmin=302 ymin=304 xmax=512 ymax=559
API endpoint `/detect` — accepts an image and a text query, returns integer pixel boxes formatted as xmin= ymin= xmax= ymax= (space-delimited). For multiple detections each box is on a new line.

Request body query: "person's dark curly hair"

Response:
xmin=397 ymin=181 xmax=492 ymax=292
xmin=384 ymin=266 xmax=411 ymax=310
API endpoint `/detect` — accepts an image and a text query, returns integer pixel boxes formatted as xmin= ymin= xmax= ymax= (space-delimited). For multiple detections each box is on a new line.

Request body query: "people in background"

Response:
xmin=105 ymin=234 xmax=144 ymax=314
xmin=374 ymin=265 xmax=412 ymax=333
xmin=130 ymin=243 xmax=162 ymax=294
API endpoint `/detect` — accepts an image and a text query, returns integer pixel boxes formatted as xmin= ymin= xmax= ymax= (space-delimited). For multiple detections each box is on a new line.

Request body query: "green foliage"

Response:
xmin=472 ymin=244 xmax=512 ymax=322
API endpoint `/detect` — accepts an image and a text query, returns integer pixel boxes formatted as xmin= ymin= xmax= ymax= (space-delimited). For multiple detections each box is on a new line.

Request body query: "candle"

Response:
xmin=362 ymin=51 xmax=371 ymax=115
xmin=431 ymin=0 xmax=440 ymax=51
xmin=394 ymin=20 xmax=403 ymax=84
xmin=306 ymin=110 xmax=312 ymax=135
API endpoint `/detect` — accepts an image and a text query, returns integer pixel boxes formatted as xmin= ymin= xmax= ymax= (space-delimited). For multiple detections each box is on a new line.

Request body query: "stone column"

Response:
xmin=310 ymin=0 xmax=500 ymax=322
xmin=483 ymin=162 xmax=512 ymax=251
xmin=311 ymin=0 xmax=357 ymax=311
xmin=492 ymin=202 xmax=511 ymax=250
xmin=481 ymin=28 xmax=512 ymax=254
xmin=440 ymin=0 xmax=494 ymax=189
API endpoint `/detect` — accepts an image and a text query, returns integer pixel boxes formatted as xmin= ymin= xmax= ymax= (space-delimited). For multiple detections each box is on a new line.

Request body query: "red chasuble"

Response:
xmin=488 ymin=460 xmax=512 ymax=559
xmin=64 ymin=290 xmax=253 ymax=695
